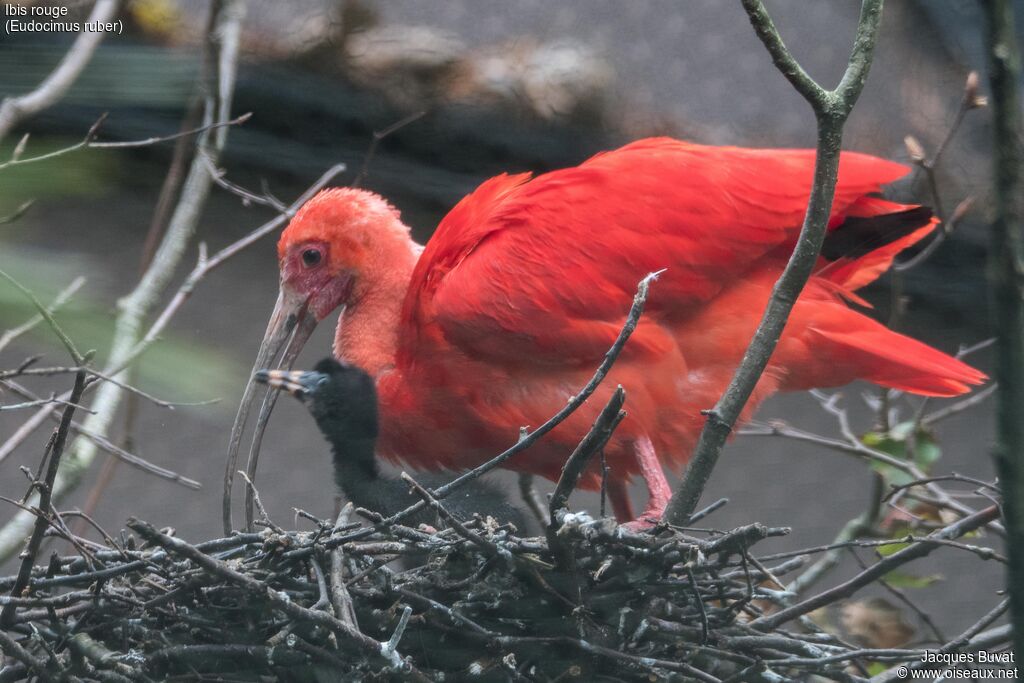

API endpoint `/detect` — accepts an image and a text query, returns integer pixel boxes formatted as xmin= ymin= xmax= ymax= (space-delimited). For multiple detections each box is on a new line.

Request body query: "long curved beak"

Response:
xmin=223 ymin=283 xmax=321 ymax=533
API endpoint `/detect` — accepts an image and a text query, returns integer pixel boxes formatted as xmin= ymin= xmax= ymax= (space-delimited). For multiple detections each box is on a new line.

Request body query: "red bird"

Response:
xmin=230 ymin=138 xmax=985 ymax=525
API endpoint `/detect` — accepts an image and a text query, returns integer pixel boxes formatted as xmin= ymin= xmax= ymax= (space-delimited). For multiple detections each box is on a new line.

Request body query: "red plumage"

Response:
xmin=242 ymin=138 xmax=985 ymax=524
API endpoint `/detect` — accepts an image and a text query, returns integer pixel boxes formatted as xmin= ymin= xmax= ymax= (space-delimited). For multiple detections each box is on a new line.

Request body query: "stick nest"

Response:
xmin=2 ymin=506 xmax=907 ymax=683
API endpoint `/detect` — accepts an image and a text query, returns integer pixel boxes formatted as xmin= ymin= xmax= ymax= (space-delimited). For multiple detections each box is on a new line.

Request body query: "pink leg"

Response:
xmin=624 ymin=436 xmax=672 ymax=530
xmin=607 ymin=478 xmax=635 ymax=522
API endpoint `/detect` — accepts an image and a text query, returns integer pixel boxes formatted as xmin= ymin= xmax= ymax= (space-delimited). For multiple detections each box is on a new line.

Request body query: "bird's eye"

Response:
xmin=302 ymin=248 xmax=322 ymax=267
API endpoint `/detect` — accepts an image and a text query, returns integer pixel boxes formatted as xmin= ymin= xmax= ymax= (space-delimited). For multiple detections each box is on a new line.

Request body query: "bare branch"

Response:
xmin=752 ymin=505 xmax=999 ymax=630
xmin=0 ymin=277 xmax=85 ymax=354
xmin=0 ymin=269 xmax=86 ymax=365
xmin=0 ymin=0 xmax=247 ymax=561
xmin=0 ymin=113 xmax=252 ymax=172
xmin=339 ymin=271 xmax=660 ymax=539
xmin=0 ymin=0 xmax=121 ymax=143
xmin=1 ymin=369 xmax=87 ymax=626
xmin=664 ymin=0 xmax=885 ymax=524
xmin=548 ymin=386 xmax=625 ymax=524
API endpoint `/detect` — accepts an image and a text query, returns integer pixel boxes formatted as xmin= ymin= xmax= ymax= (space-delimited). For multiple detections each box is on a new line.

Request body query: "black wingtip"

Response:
xmin=822 ymin=206 xmax=933 ymax=261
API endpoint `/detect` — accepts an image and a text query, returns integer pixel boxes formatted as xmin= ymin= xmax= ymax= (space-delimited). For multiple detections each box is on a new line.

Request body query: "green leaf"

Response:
xmin=876 ymin=541 xmax=911 ymax=557
xmin=883 ymin=570 xmax=943 ymax=589
xmin=860 ymin=420 xmax=943 ymax=485
xmin=867 ymin=661 xmax=893 ymax=676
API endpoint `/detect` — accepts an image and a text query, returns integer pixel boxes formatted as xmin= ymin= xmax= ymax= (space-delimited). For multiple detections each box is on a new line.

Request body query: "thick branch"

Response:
xmin=982 ymin=0 xmax=1024 ymax=662
xmin=663 ymin=0 xmax=885 ymax=524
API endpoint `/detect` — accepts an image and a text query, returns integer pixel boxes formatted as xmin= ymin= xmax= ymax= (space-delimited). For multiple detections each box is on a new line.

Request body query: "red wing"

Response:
xmin=397 ymin=138 xmax=911 ymax=368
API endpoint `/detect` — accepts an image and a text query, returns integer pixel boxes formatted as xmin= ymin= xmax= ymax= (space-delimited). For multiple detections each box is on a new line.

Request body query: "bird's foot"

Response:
xmin=620 ymin=513 xmax=663 ymax=533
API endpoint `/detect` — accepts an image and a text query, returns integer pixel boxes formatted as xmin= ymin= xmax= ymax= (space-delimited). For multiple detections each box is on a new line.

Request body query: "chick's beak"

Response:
xmin=254 ymin=369 xmax=327 ymax=400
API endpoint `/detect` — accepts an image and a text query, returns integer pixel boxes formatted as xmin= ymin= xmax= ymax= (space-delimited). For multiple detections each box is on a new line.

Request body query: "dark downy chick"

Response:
xmin=255 ymin=358 xmax=527 ymax=532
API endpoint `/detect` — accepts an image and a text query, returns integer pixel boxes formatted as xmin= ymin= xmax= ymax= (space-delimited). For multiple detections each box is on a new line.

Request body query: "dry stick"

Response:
xmin=983 ymin=0 xmax=1024 ymax=663
xmin=0 ymin=270 xmax=85 ymax=366
xmin=126 ymin=520 xmax=431 ymax=682
xmin=352 ymin=109 xmax=427 ymax=188
xmin=0 ymin=0 xmax=120 ymax=143
xmin=0 ymin=200 xmax=33 ymax=225
xmin=330 ymin=504 xmax=360 ymax=630
xmin=548 ymin=385 xmax=626 ymax=525
xmin=78 ymin=92 xmax=236 ymax=539
xmin=869 ymin=599 xmax=1011 ymax=682
xmin=0 ymin=366 xmax=214 ymax=409
xmin=323 ymin=272 xmax=661 ymax=547
xmin=0 ymin=379 xmax=200 ymax=488
xmin=400 ymin=473 xmax=504 ymax=558
xmin=0 ymin=0 xmax=246 ymax=564
xmin=752 ymin=504 xmax=999 ymax=630
xmin=0 ymin=112 xmax=252 ymax=173
xmin=894 ymin=71 xmax=985 ymax=274
xmin=0 ymin=277 xmax=85 ymax=354
xmin=1 ymin=369 xmax=87 ymax=627
xmin=0 ymin=629 xmax=55 ymax=683
xmin=663 ymin=0 xmax=885 ymax=525
xmin=0 ymin=162 xmax=345 ymax=492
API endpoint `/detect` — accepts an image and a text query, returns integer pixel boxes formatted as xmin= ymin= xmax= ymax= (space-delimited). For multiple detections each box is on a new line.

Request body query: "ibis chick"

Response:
xmin=256 ymin=358 xmax=527 ymax=532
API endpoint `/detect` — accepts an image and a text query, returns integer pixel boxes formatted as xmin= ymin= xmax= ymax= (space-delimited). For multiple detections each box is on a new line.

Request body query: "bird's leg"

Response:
xmin=623 ymin=436 xmax=672 ymax=530
xmin=607 ymin=478 xmax=635 ymax=522
xmin=517 ymin=472 xmax=548 ymax=526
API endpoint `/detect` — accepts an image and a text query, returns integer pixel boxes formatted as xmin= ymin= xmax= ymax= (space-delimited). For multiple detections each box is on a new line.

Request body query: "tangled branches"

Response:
xmin=0 ymin=475 xmax=1006 ymax=682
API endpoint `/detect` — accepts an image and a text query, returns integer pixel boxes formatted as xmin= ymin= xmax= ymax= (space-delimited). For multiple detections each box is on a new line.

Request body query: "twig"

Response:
xmin=202 ymin=153 xmax=288 ymax=212
xmin=0 ymin=0 xmax=246 ymax=563
xmin=126 ymin=520 xmax=431 ymax=681
xmin=332 ymin=271 xmax=660 ymax=542
xmin=0 ymin=270 xmax=85 ymax=365
xmin=787 ymin=472 xmax=883 ymax=596
xmin=664 ymin=0 xmax=886 ymax=524
xmin=238 ymin=472 xmax=283 ymax=534
xmin=869 ymin=599 xmax=1010 ymax=682
xmin=0 ymin=365 xmax=217 ymax=410
xmin=684 ymin=498 xmax=729 ymax=526
xmin=0 ymin=276 xmax=84 ymax=365
xmin=352 ymin=110 xmax=427 ymax=188
xmin=0 ymin=113 xmax=252 ymax=173
xmin=0 ymin=0 xmax=120 ymax=143
xmin=380 ymin=605 xmax=414 ymax=670
xmin=400 ymin=472 xmax=504 ymax=559
xmin=0 ymin=394 xmax=93 ymax=414
xmin=548 ymin=386 xmax=626 ymax=525
xmin=0 ymin=379 xmax=200 ymax=489
xmin=920 ymin=383 xmax=997 ymax=426
xmin=330 ymin=504 xmax=359 ymax=630
xmin=0 ymin=629 xmax=54 ymax=683
xmin=0 ymin=200 xmax=33 ymax=226
xmin=752 ymin=505 xmax=999 ymax=629
xmin=1 ymin=369 xmax=88 ymax=627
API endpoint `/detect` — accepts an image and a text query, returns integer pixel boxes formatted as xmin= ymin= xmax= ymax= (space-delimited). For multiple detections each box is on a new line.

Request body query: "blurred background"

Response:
xmin=0 ymin=0 xmax=1013 ymax=647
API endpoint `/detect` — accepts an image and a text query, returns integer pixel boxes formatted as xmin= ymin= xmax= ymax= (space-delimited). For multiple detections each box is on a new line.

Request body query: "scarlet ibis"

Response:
xmin=229 ymin=138 xmax=985 ymax=526
xmin=255 ymin=359 xmax=527 ymax=530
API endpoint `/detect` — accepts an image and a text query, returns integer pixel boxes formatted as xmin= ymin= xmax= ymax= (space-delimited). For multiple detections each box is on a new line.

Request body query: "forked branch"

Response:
xmin=663 ymin=0 xmax=886 ymax=524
